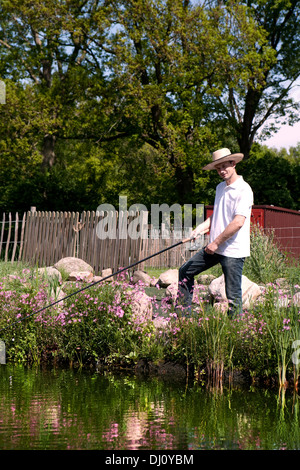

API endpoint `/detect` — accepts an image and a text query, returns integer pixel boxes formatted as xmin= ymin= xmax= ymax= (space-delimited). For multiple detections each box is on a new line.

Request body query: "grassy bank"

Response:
xmin=0 ymin=226 xmax=299 ymax=389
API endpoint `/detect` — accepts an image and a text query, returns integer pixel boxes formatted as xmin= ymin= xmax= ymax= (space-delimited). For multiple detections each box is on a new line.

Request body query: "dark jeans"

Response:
xmin=178 ymin=248 xmax=245 ymax=318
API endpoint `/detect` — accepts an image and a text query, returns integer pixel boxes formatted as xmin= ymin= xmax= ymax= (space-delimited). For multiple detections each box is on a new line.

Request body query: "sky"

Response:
xmin=261 ymin=120 xmax=300 ymax=150
xmin=260 ymin=81 xmax=300 ymax=151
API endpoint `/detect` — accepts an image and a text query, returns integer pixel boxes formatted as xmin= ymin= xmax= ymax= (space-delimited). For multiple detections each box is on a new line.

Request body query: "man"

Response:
xmin=178 ymin=148 xmax=253 ymax=318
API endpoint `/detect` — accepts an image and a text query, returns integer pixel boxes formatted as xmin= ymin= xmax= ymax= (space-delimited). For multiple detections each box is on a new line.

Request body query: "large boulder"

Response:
xmin=38 ymin=266 xmax=62 ymax=282
xmin=54 ymin=257 xmax=94 ymax=279
xmin=131 ymin=270 xmax=152 ymax=286
xmin=158 ymin=269 xmax=178 ymax=288
xmin=208 ymin=274 xmax=262 ymax=309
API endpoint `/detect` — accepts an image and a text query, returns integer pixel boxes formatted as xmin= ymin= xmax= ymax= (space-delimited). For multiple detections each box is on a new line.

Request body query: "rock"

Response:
xmin=208 ymin=274 xmax=262 ymax=309
xmin=54 ymin=257 xmax=93 ymax=276
xmin=208 ymin=275 xmax=226 ymax=303
xmin=165 ymin=282 xmax=178 ymax=302
xmin=131 ymin=270 xmax=152 ymax=286
xmin=158 ymin=269 xmax=178 ymax=288
xmin=196 ymin=274 xmax=216 ymax=285
xmin=150 ymin=277 xmax=159 ymax=287
xmin=275 ymin=278 xmax=290 ymax=290
xmin=165 ymin=281 xmax=208 ymax=305
xmin=38 ymin=266 xmax=62 ymax=282
xmin=213 ymin=302 xmax=229 ymax=314
xmin=68 ymin=271 xmax=94 ymax=282
xmin=241 ymin=277 xmax=264 ymax=308
xmin=101 ymin=268 xmax=113 ymax=278
xmin=129 ymin=290 xmax=153 ymax=324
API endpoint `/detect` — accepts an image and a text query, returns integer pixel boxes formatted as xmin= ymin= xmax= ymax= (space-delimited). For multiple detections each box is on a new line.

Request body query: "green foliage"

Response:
xmin=0 ymin=272 xmax=156 ymax=367
xmin=172 ymin=308 xmax=232 ymax=383
xmin=57 ymin=283 xmax=140 ymax=365
xmin=258 ymin=284 xmax=300 ymax=387
xmin=0 ymin=258 xmax=299 ymax=390
xmin=244 ymin=224 xmax=288 ymax=284
xmin=0 ymin=1 xmax=299 ymax=211
xmin=241 ymin=144 xmax=298 ymax=209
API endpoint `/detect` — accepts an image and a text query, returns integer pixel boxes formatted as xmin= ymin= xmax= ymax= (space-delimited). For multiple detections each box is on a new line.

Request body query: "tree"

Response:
xmin=86 ymin=0 xmax=276 ymax=201
xmin=1 ymin=0 xmax=299 ymax=212
xmin=0 ymin=0 xmax=108 ymax=170
xmin=207 ymin=0 xmax=300 ymax=157
xmin=241 ymin=143 xmax=298 ymax=208
xmin=1 ymin=0 xmax=264 ymax=205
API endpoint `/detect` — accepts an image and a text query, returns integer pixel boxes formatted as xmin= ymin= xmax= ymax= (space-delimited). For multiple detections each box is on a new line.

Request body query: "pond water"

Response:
xmin=0 ymin=365 xmax=299 ymax=451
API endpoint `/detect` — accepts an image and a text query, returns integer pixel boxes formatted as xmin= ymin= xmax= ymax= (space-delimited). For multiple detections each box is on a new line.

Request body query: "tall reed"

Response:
xmin=260 ymin=283 xmax=300 ymax=388
xmin=244 ymin=224 xmax=287 ymax=284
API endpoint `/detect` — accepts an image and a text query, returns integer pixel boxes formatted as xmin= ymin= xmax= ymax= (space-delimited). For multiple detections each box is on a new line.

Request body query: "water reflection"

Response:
xmin=0 ymin=365 xmax=299 ymax=450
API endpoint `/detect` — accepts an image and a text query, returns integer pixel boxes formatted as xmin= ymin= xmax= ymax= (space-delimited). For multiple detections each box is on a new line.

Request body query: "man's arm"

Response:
xmin=205 ymin=215 xmax=246 ymax=255
xmin=191 ymin=217 xmax=211 ymax=239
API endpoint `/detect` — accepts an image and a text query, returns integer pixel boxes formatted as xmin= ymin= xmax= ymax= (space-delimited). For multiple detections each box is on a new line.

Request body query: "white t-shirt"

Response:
xmin=209 ymin=176 xmax=254 ymax=258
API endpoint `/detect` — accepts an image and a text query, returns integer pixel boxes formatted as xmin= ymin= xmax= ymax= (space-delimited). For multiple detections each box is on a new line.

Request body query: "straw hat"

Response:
xmin=202 ymin=148 xmax=244 ymax=171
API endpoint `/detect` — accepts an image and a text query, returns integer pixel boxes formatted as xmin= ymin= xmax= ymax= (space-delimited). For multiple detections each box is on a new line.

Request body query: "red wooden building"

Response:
xmin=205 ymin=205 xmax=300 ymax=258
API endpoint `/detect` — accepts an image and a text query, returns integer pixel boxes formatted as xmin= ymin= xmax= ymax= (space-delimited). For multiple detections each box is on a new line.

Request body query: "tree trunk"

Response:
xmin=238 ymin=87 xmax=262 ymax=158
xmin=41 ymin=134 xmax=56 ymax=170
xmin=174 ymin=164 xmax=194 ymax=205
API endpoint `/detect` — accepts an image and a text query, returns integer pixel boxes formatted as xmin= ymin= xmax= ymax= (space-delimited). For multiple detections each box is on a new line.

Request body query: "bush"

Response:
xmin=244 ymin=224 xmax=287 ymax=284
xmin=0 ymin=269 xmax=156 ymax=367
xmin=0 ymin=259 xmax=299 ymax=389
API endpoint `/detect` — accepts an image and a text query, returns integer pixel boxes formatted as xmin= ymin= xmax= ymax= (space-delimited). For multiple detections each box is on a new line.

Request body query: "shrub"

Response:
xmin=244 ymin=224 xmax=287 ymax=284
xmin=0 ymin=260 xmax=299 ymax=390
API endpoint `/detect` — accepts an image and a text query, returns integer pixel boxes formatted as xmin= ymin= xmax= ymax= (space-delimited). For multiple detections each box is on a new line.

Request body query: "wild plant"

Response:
xmin=244 ymin=224 xmax=287 ymax=284
xmin=260 ymin=283 xmax=300 ymax=388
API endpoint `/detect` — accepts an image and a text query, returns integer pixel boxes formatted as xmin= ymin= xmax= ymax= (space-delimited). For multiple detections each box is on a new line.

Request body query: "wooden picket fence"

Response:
xmin=139 ymin=232 xmax=199 ymax=269
xmin=0 ymin=210 xmax=199 ymax=274
xmin=0 ymin=212 xmax=27 ymax=263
